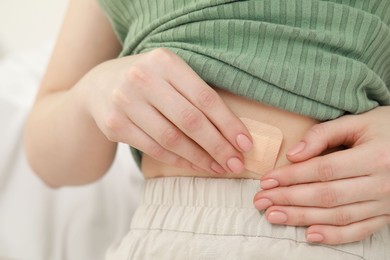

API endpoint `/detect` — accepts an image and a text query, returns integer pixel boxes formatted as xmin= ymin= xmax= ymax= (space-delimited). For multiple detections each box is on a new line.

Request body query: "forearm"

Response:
xmin=24 ymin=86 xmax=116 ymax=188
xmin=22 ymin=0 xmax=123 ymax=188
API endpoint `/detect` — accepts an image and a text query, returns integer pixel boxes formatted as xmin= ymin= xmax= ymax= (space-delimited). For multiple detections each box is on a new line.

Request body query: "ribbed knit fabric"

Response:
xmin=98 ymin=0 xmax=390 ymax=121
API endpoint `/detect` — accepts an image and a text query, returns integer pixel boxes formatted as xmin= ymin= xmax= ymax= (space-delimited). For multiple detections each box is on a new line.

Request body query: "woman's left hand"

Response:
xmin=253 ymin=106 xmax=390 ymax=245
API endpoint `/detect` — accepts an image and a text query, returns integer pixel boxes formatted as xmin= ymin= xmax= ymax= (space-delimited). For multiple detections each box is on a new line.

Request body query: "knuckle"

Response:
xmin=149 ymin=48 xmax=176 ymax=64
xmin=112 ymin=87 xmax=129 ymax=105
xmin=334 ymin=210 xmax=352 ymax=226
xmin=105 ymin=131 xmax=118 ymax=142
xmin=319 ymin=187 xmax=339 ymax=208
xmin=296 ymin=211 xmax=307 ymax=226
xmin=375 ymin=149 xmax=390 ymax=172
xmin=161 ymin=127 xmax=182 ymax=148
xmin=317 ymin=158 xmax=335 ymax=182
xmin=308 ymin=124 xmax=327 ymax=139
xmin=180 ymin=108 xmax=203 ymax=131
xmin=212 ymin=142 xmax=230 ymax=158
xmin=103 ymin=112 xmax=125 ymax=133
xmin=378 ymin=181 xmax=390 ymax=197
xmin=149 ymin=144 xmax=166 ymax=160
xmin=125 ymin=66 xmax=150 ymax=85
xmin=198 ymin=89 xmax=218 ymax=109
xmin=278 ymin=190 xmax=294 ymax=206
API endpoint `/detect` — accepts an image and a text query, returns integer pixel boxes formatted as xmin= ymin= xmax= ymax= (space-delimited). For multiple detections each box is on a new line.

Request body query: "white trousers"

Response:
xmin=106 ymin=177 xmax=390 ymax=260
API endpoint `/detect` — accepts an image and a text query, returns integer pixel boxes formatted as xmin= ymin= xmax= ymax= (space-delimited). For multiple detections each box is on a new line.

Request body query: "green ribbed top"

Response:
xmin=98 ymin=0 xmax=390 ymax=121
xmin=97 ymin=0 xmax=390 ymax=168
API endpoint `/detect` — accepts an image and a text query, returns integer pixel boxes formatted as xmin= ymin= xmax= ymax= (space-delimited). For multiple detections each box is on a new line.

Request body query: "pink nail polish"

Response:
xmin=267 ymin=211 xmax=288 ymax=223
xmin=287 ymin=142 xmax=306 ymax=156
xmin=236 ymin=134 xmax=253 ymax=152
xmin=261 ymin=179 xmax=279 ymax=189
xmin=254 ymin=198 xmax=273 ymax=210
xmin=306 ymin=233 xmax=324 ymax=243
xmin=227 ymin=157 xmax=244 ymax=174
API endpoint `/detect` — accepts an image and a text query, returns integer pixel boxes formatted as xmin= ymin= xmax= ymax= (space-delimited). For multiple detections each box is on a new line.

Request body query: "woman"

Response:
xmin=24 ymin=0 xmax=390 ymax=259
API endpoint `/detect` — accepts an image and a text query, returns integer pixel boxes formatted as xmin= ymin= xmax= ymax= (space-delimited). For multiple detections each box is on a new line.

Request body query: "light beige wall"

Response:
xmin=0 ymin=0 xmax=68 ymax=56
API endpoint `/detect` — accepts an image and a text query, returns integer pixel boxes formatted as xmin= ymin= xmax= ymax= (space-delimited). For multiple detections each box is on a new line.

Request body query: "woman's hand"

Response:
xmin=77 ymin=48 xmax=252 ymax=174
xmin=253 ymin=106 xmax=390 ymax=245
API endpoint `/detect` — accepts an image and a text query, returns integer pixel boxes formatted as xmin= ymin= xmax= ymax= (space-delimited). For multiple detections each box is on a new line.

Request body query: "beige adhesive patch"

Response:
xmin=240 ymin=117 xmax=283 ymax=176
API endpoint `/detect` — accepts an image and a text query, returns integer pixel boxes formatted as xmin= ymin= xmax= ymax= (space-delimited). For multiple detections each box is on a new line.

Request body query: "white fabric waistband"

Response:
xmin=126 ymin=177 xmax=389 ymax=260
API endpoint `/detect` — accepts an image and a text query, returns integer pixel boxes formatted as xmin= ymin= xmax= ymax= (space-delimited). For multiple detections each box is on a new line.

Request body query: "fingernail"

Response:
xmin=287 ymin=142 xmax=306 ymax=156
xmin=236 ymin=134 xmax=253 ymax=152
xmin=261 ymin=179 xmax=279 ymax=189
xmin=267 ymin=211 xmax=288 ymax=223
xmin=227 ymin=157 xmax=244 ymax=174
xmin=254 ymin=198 xmax=273 ymax=210
xmin=210 ymin=162 xmax=226 ymax=174
xmin=306 ymin=233 xmax=324 ymax=243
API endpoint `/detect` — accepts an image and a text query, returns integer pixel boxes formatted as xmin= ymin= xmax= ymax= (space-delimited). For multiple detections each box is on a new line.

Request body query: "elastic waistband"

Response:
xmin=142 ymin=176 xmax=259 ymax=208
xmin=132 ymin=177 xmax=274 ymax=239
xmin=129 ymin=177 xmax=389 ymax=260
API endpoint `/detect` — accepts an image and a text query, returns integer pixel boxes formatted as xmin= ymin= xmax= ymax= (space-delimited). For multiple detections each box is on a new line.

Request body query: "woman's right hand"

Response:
xmin=76 ymin=48 xmax=253 ymax=174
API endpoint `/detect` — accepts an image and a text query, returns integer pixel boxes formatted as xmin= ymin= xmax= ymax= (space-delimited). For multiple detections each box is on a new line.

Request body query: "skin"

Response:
xmin=23 ymin=0 xmax=390 ymax=246
xmin=254 ymin=106 xmax=390 ymax=245
xmin=24 ymin=0 xmax=252 ymax=187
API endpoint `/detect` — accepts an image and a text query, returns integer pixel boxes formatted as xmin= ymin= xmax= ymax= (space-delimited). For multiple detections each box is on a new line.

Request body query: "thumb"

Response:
xmin=286 ymin=115 xmax=361 ymax=163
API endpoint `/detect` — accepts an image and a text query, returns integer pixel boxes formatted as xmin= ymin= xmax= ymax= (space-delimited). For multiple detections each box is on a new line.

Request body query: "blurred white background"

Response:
xmin=0 ymin=1 xmax=142 ymax=260
xmin=0 ymin=0 xmax=67 ymax=56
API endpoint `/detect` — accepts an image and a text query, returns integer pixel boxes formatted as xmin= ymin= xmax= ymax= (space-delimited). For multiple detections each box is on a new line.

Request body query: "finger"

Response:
xmin=109 ymin=115 xmax=194 ymax=170
xmin=111 ymin=76 xmax=224 ymax=173
xmin=255 ymin=176 xmax=376 ymax=209
xmin=306 ymin=215 xmax=390 ymax=245
xmin=125 ymin=101 xmax=226 ymax=174
xmin=147 ymin=78 xmax=245 ymax=174
xmin=261 ymin=146 xmax=373 ymax=188
xmin=154 ymin=48 xmax=253 ymax=154
xmin=173 ymin=83 xmax=253 ymax=153
xmin=286 ymin=115 xmax=361 ymax=163
xmin=264 ymin=200 xmax=387 ymax=227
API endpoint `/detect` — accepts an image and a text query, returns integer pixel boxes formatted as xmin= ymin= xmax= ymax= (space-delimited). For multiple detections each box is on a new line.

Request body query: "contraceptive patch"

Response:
xmin=240 ymin=117 xmax=283 ymax=176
